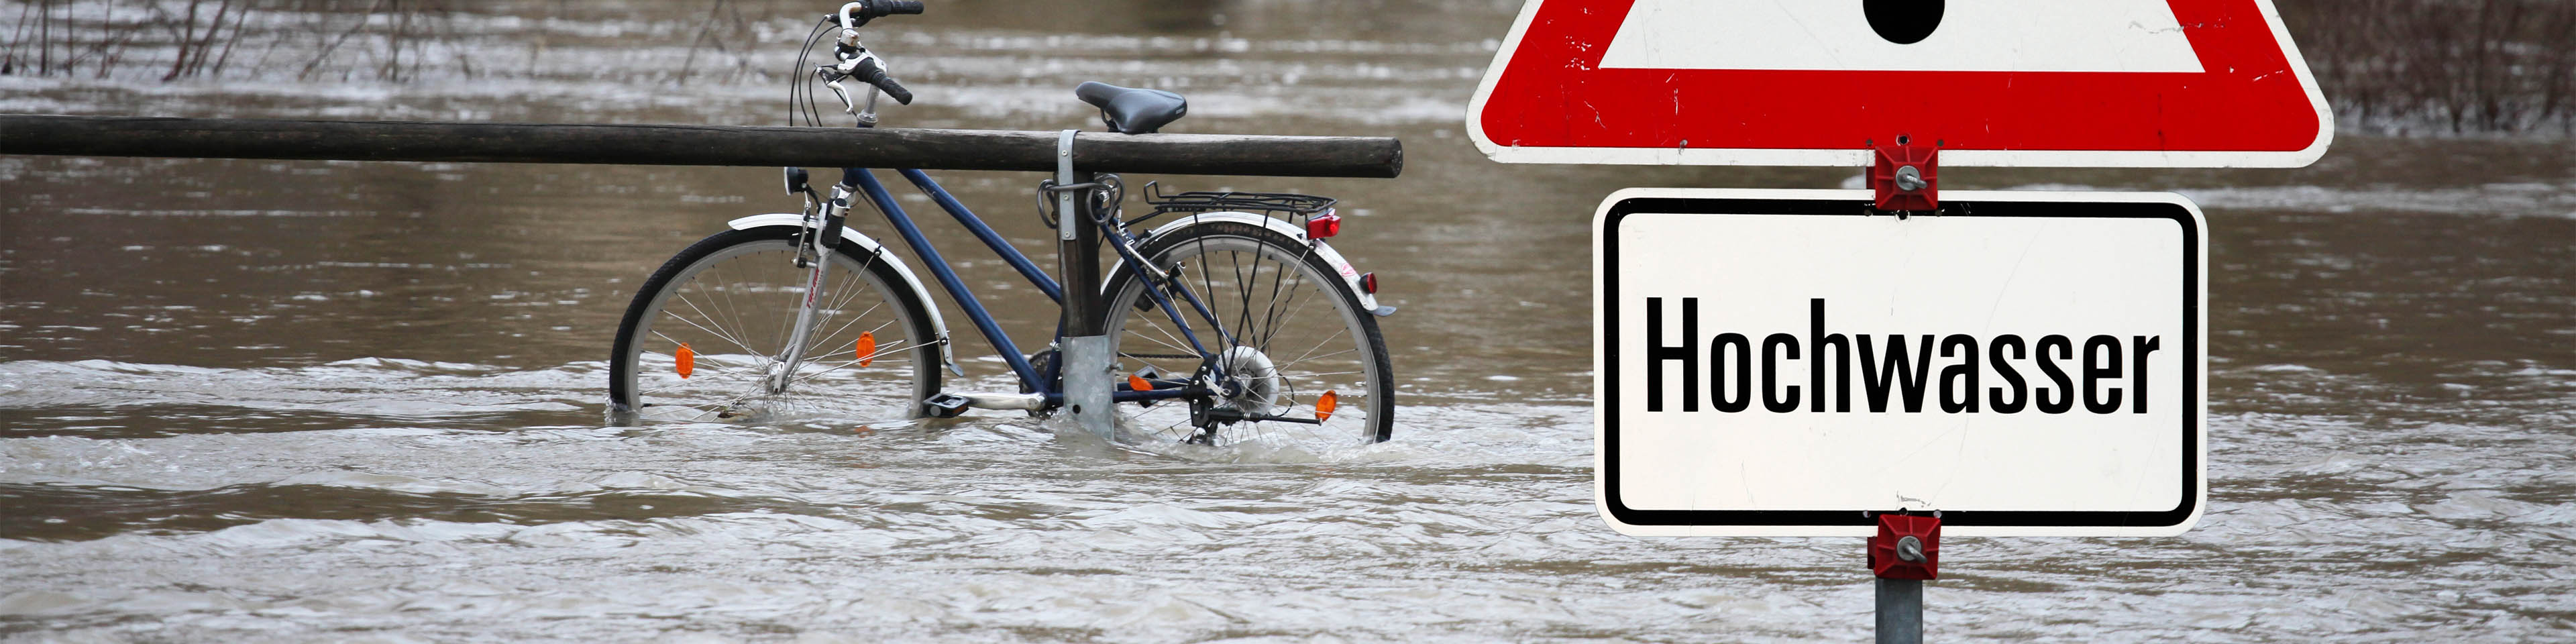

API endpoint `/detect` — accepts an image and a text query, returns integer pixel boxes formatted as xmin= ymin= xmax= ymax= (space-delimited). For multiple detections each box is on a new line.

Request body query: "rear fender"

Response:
xmin=727 ymin=214 xmax=958 ymax=374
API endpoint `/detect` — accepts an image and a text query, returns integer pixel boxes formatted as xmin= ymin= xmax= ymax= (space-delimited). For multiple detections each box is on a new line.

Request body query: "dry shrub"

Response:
xmin=3 ymin=0 xmax=765 ymax=84
xmin=2279 ymin=0 xmax=2576 ymax=134
xmin=1 ymin=0 xmax=472 ymax=81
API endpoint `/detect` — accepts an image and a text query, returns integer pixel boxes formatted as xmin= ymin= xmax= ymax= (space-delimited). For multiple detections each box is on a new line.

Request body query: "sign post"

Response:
xmin=1470 ymin=1 xmax=2330 ymax=640
xmin=1870 ymin=513 xmax=1939 ymax=644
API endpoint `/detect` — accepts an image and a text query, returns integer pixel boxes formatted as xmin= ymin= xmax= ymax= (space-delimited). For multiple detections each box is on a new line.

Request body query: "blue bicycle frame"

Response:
xmin=838 ymin=167 xmax=1224 ymax=406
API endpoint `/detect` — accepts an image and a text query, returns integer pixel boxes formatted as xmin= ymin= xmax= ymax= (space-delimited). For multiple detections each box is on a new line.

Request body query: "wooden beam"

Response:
xmin=0 ymin=115 xmax=1403 ymax=178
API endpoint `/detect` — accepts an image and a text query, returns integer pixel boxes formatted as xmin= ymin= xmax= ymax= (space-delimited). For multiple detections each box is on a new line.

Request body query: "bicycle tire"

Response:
xmin=608 ymin=225 xmax=941 ymax=425
xmin=1101 ymin=219 xmax=1395 ymax=447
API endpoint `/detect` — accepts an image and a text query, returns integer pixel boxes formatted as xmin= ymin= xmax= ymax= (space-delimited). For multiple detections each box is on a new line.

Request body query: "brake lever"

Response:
xmin=825 ymin=78 xmax=854 ymax=111
xmin=820 ymin=75 xmax=881 ymax=126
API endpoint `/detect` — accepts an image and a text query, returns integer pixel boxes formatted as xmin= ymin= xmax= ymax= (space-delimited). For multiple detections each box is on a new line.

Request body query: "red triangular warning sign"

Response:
xmin=1468 ymin=0 xmax=2332 ymax=168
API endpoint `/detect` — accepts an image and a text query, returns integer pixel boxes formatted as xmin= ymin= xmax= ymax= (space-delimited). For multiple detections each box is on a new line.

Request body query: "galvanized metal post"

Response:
xmin=1868 ymin=513 xmax=1939 ymax=644
xmin=1876 ymin=577 xmax=1922 ymax=644
xmin=1054 ymin=131 xmax=1114 ymax=440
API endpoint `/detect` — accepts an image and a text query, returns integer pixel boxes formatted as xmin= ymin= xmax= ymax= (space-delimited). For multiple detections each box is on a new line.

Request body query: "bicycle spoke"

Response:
xmin=635 ymin=368 xmax=769 ymax=395
xmin=810 ymin=315 xmax=896 ymax=360
xmin=652 ymin=315 xmax=766 ymax=366
xmin=1271 ymin=346 xmax=1356 ymax=370
xmin=1253 ymin=249 xmax=1302 ymax=349
xmin=669 ymin=290 xmax=759 ymax=355
xmin=790 ymin=339 xmax=926 ymax=381
xmin=1230 ymin=250 xmax=1256 ymax=350
xmin=706 ymin=260 xmax=762 ymax=356
xmin=808 ymin=269 xmax=884 ymax=343
xmin=1126 ymin=319 xmax=1197 ymax=357
xmin=1271 ymin=326 xmax=1352 ymax=373
xmin=1242 ymin=251 xmax=1309 ymax=352
xmin=1159 ymin=262 xmax=1228 ymax=350
xmin=788 ymin=339 xmax=932 ymax=387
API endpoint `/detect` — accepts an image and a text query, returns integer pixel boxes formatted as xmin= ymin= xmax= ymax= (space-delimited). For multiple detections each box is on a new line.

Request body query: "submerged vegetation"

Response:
xmin=4 ymin=0 xmax=2573 ymax=134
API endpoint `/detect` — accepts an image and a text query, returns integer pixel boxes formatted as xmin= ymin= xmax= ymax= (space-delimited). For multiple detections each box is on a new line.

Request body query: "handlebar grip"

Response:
xmin=852 ymin=58 xmax=914 ymax=105
xmin=839 ymin=0 xmax=924 ymax=22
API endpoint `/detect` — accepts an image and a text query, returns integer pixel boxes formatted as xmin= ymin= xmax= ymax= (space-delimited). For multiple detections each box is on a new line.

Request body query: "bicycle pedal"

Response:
xmin=923 ymin=393 xmax=971 ymax=419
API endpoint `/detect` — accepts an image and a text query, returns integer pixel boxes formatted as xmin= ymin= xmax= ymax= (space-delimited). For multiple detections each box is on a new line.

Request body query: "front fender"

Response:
xmin=727 ymin=214 xmax=958 ymax=374
xmin=1106 ymin=211 xmax=1389 ymax=315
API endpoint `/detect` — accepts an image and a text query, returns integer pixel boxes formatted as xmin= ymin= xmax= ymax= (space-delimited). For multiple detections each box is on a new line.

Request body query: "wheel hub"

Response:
xmin=1212 ymin=346 xmax=1283 ymax=417
xmin=763 ymin=360 xmax=792 ymax=393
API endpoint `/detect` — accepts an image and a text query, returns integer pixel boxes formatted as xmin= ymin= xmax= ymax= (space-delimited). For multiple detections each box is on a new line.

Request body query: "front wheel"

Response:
xmin=1102 ymin=219 xmax=1394 ymax=449
xmin=608 ymin=226 xmax=942 ymax=425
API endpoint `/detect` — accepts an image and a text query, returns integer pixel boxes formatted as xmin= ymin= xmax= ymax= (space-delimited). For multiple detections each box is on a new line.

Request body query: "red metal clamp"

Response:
xmin=1870 ymin=137 xmax=1939 ymax=213
xmin=1867 ymin=513 xmax=1941 ymax=580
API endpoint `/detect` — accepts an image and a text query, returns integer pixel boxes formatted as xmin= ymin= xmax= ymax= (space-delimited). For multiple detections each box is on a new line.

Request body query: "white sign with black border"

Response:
xmin=1595 ymin=189 xmax=2207 ymax=537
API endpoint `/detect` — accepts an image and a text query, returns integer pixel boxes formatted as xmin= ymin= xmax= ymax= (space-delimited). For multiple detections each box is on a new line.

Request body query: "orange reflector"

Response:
xmin=855 ymin=331 xmax=877 ymax=367
xmin=1129 ymin=373 xmax=1153 ymax=391
xmin=1316 ymin=390 xmax=1338 ymax=421
xmin=675 ymin=342 xmax=695 ymax=379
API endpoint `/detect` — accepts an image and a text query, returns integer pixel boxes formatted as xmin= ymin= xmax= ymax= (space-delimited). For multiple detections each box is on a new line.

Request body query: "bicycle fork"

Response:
xmin=771 ymin=184 xmax=855 ymax=394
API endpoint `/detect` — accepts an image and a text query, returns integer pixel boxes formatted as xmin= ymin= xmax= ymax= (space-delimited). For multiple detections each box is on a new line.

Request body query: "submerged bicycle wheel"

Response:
xmin=1102 ymin=218 xmax=1394 ymax=448
xmin=608 ymin=226 xmax=941 ymax=425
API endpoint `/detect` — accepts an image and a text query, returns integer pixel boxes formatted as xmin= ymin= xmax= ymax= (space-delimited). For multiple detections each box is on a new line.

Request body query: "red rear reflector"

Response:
xmin=1360 ymin=272 xmax=1377 ymax=294
xmin=1306 ymin=212 xmax=1341 ymax=239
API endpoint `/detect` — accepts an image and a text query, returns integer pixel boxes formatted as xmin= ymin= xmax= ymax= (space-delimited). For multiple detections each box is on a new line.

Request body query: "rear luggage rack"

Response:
xmin=1138 ymin=180 xmax=1336 ymax=221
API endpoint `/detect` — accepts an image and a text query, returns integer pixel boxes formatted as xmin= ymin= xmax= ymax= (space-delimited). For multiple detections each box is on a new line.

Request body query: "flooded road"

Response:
xmin=5 ymin=1 xmax=2576 ymax=641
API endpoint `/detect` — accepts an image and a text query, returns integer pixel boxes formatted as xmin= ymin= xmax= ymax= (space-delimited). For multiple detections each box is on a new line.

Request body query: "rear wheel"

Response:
xmin=1102 ymin=220 xmax=1393 ymax=449
xmin=608 ymin=226 xmax=941 ymax=425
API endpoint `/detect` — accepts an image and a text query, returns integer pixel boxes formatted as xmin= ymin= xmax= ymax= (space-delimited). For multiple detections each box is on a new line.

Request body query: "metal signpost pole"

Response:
xmin=1054 ymin=130 xmax=1115 ymax=441
xmin=1876 ymin=576 xmax=1921 ymax=644
xmin=1866 ymin=148 xmax=1938 ymax=644
xmin=1867 ymin=513 xmax=1939 ymax=644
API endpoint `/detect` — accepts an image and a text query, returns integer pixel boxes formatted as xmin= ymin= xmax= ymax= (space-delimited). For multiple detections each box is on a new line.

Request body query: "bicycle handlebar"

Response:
xmin=820 ymin=1 xmax=922 ymax=113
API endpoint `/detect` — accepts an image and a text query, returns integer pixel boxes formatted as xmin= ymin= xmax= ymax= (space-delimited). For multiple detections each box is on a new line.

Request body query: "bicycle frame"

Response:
xmin=833 ymin=166 xmax=1220 ymax=406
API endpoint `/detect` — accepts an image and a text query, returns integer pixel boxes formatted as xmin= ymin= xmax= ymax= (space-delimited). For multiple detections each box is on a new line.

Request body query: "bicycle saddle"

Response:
xmin=1075 ymin=81 xmax=1187 ymax=134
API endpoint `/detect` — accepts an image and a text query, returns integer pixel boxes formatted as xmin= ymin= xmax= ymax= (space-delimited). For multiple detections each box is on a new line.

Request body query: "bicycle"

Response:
xmin=606 ymin=1 xmax=1396 ymax=449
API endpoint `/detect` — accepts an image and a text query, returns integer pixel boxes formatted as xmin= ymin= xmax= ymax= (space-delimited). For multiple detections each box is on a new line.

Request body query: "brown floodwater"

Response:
xmin=3 ymin=1 xmax=2575 ymax=641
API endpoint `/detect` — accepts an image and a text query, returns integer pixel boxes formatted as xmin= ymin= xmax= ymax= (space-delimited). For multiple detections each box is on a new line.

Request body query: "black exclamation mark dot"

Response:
xmin=1863 ymin=0 xmax=1945 ymax=45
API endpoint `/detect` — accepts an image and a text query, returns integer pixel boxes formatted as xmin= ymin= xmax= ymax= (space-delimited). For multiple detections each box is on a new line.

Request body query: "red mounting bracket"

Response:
xmin=1867 ymin=513 xmax=1941 ymax=580
xmin=1870 ymin=137 xmax=1939 ymax=213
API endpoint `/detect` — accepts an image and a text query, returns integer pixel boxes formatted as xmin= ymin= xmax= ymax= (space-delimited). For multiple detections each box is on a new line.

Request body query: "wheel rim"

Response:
xmin=1106 ymin=234 xmax=1387 ymax=449
xmin=615 ymin=239 xmax=931 ymax=424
